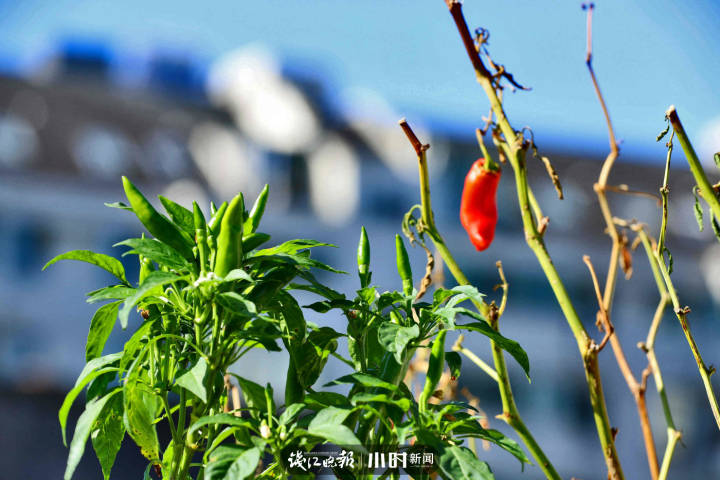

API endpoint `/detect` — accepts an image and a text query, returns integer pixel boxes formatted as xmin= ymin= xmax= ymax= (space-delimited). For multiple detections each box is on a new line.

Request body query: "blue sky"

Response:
xmin=0 ymin=0 xmax=718 ymax=160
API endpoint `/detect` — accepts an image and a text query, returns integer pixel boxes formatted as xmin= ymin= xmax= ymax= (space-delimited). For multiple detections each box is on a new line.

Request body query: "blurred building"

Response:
xmin=1 ymin=39 xmax=719 ymax=479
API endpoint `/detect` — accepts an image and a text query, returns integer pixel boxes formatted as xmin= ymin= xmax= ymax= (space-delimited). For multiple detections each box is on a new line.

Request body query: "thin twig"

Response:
xmin=583 ymin=5 xmax=660 ymax=477
xmin=633 ymin=226 xmax=682 ymax=480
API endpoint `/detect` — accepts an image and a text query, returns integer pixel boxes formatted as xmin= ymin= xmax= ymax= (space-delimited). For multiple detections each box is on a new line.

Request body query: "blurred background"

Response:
xmin=1 ymin=0 xmax=719 ymax=478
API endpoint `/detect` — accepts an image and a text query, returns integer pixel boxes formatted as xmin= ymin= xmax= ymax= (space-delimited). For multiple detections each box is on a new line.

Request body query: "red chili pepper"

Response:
xmin=460 ymin=158 xmax=501 ymax=251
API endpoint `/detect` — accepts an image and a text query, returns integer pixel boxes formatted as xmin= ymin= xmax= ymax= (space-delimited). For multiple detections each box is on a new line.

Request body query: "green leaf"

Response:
xmin=351 ymin=392 xmax=411 ymax=411
xmin=204 ymin=446 xmax=254 ymax=480
xmin=85 ymin=301 xmax=121 ymax=361
xmin=437 ymin=445 xmax=494 ymax=480
xmin=456 ymin=318 xmax=530 ymax=380
xmin=222 ymin=268 xmax=254 ymax=283
xmin=217 ymin=292 xmax=257 ymax=317
xmin=307 ymin=407 xmax=365 ymax=451
xmin=325 ymin=373 xmax=399 ymax=392
xmin=714 ymin=152 xmax=720 ymax=170
xmin=158 ymin=195 xmax=195 ymax=236
xmin=278 ymin=403 xmax=305 ymax=426
xmin=459 ymin=425 xmax=529 ymax=465
xmin=114 ymin=238 xmax=190 ymax=270
xmin=124 ymin=385 xmax=160 ymax=462
xmin=294 ymin=328 xmax=341 ymax=388
xmin=119 ymin=271 xmax=182 ymax=329
xmin=712 ymin=211 xmax=720 ymax=243
xmin=91 ymin=393 xmax=125 ymax=480
xmin=43 ymin=250 xmax=127 ymax=285
xmin=446 ymin=351 xmax=462 ymax=380
xmin=64 ymin=390 xmax=121 ymax=480
xmin=104 ymin=201 xmax=132 ymax=211
xmin=86 ymin=285 xmax=135 ymax=304
xmin=445 ymin=285 xmax=485 ymax=309
xmin=254 ymin=239 xmax=335 ymax=256
xmin=59 ymin=367 xmax=120 ymax=445
xmin=226 ymin=447 xmax=262 ymax=480
xmin=175 ymin=357 xmax=209 ymax=403
xmin=189 ymin=414 xmax=252 ymax=437
xmin=693 ymin=187 xmax=704 ymax=231
xmin=235 ymin=377 xmax=268 ymax=413
xmin=304 ymin=391 xmax=352 ymax=409
xmin=377 ymin=323 xmax=419 ymax=364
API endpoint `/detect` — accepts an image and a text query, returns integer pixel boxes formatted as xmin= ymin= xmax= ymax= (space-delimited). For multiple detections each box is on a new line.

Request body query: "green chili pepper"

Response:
xmin=193 ymin=202 xmax=209 ymax=275
xmin=357 ymin=226 xmax=371 ymax=287
xmin=213 ymin=193 xmax=245 ymax=277
xmin=242 ymin=232 xmax=271 ymax=252
xmin=395 ymin=234 xmax=413 ymax=296
xmin=209 ymin=201 xmax=218 ymax=216
xmin=244 ymin=184 xmax=269 ymax=234
xmin=139 ymin=255 xmax=154 ymax=284
xmin=419 ymin=329 xmax=446 ymax=413
xmin=207 ymin=201 xmax=228 ymax=236
xmin=122 ymin=176 xmax=194 ymax=260
xmin=285 ymin=357 xmax=305 ymax=404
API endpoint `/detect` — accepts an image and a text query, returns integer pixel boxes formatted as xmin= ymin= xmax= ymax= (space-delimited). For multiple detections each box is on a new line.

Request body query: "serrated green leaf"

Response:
xmin=114 ymin=238 xmax=190 ymax=270
xmin=91 ymin=393 xmax=125 ymax=480
xmin=175 ymin=357 xmax=209 ymax=403
xmin=64 ymin=389 xmax=121 ymax=480
xmin=43 ymin=250 xmax=127 ymax=285
xmin=86 ymin=301 xmax=121 ymax=361
xmin=119 ymin=271 xmax=182 ymax=329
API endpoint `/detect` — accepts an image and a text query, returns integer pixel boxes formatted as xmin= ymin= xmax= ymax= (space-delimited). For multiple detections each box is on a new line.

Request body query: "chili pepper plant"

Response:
xmin=48 ymin=176 xmax=533 ymax=479
xmin=49 ymin=3 xmax=720 ymax=480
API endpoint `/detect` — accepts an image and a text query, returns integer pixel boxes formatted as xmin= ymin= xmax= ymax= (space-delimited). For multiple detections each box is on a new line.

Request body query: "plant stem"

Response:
xmin=453 ymin=337 xmax=499 ymax=383
xmin=666 ymin=106 xmax=720 ymax=221
xmin=584 ymin=6 xmax=659 ymax=475
xmin=441 ymin=2 xmax=623 ymax=477
xmin=634 ymin=226 xmax=681 ymax=480
xmin=399 ymin=118 xmax=560 ymax=480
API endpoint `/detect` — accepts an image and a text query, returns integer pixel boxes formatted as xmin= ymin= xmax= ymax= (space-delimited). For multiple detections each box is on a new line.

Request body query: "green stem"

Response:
xmin=654 ymin=244 xmax=720 ymax=431
xmin=666 ymin=106 xmax=720 ymax=221
xmin=441 ymin=2 xmax=623 ymax=477
xmin=454 ymin=344 xmax=499 ymax=383
xmin=400 ymin=117 xmax=559 ymax=478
